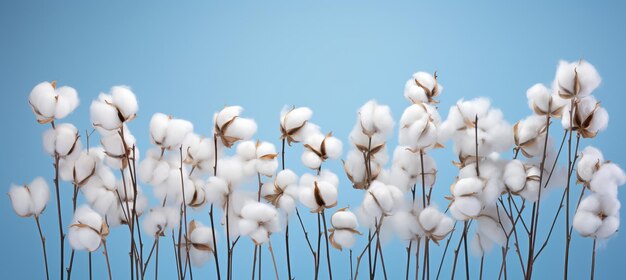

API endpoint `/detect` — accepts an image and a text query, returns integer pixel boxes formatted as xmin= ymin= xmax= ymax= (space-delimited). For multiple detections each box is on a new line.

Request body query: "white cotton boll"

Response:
xmin=54 ymin=86 xmax=79 ymax=119
xmin=236 ymin=141 xmax=257 ymax=160
xmin=526 ymin=83 xmax=566 ymax=117
xmin=573 ymin=210 xmax=602 ymax=237
xmin=573 ymin=194 xmax=620 ymax=239
xmin=8 ymin=185 xmax=33 ymax=217
xmin=404 ymin=72 xmax=442 ymax=104
xmin=514 ymin=115 xmax=547 ymax=158
xmin=596 ymin=216 xmax=620 ymax=239
xmin=257 ymin=161 xmax=278 ymax=177
xmin=476 ymin=206 xmax=508 ymax=246
xmin=90 ymin=94 xmax=122 ymax=131
xmin=319 ymin=170 xmax=339 ymax=187
xmin=149 ymin=113 xmax=169 ymax=145
xmin=162 ymin=168 xmax=195 ymax=206
xmin=276 ymin=169 xmax=298 ymax=186
xmin=356 ymin=100 xmax=395 ymax=137
xmin=588 ymin=107 xmax=609 ymax=134
xmin=185 ymin=221 xmax=215 ymax=267
xmin=470 ymin=232 xmax=493 ymax=257
xmin=69 ymin=205 xmax=105 ymax=252
xmin=418 ymin=207 xmax=442 ymax=232
xmin=379 ymin=167 xmax=412 ymax=193
xmin=28 ymin=177 xmax=50 ymax=215
xmin=110 ymin=86 xmax=138 ymax=121
xmin=226 ymin=118 xmax=257 ymax=143
xmin=281 ymin=106 xmax=313 ymax=132
xmin=450 ymin=196 xmax=482 ymax=220
xmin=214 ymin=106 xmax=243 ymax=128
xmin=324 ymin=136 xmax=343 ymax=159
xmin=205 ymin=176 xmax=229 ymax=206
xmin=504 ymin=160 xmax=526 ymax=193
xmin=143 ymin=208 xmax=168 ymax=237
xmin=554 ymin=60 xmax=601 ymax=98
xmin=239 ymin=202 xmax=280 ymax=244
xmin=390 ymin=210 xmax=421 ymax=240
xmin=399 ymin=103 xmax=441 ymax=149
xmin=43 ymin=123 xmax=80 ymax=157
xmin=363 ymin=181 xmax=403 ymax=216
xmin=589 ymin=163 xmax=626 ymax=196
xmin=164 ymin=119 xmax=193 ymax=149
xmin=331 ymin=210 xmax=359 ymax=229
xmin=452 ymin=177 xmax=483 ymax=197
xmin=29 ymin=82 xmax=57 ymax=123
xmin=216 ymin=157 xmax=247 ymax=186
xmin=302 ymin=150 xmax=322 ymax=169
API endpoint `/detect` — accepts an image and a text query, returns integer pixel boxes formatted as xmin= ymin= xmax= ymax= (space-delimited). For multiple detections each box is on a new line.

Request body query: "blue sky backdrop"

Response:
xmin=1 ymin=1 xmax=625 ymax=279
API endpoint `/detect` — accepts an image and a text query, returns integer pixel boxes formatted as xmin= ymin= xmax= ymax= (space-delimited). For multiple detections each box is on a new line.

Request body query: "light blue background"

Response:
xmin=1 ymin=1 xmax=625 ymax=279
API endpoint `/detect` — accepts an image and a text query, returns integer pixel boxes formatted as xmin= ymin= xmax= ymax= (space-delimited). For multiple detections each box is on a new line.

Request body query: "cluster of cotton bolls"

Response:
xmin=10 ymin=60 xmax=625 ymax=280
xmin=573 ymin=147 xmax=626 ymax=239
xmin=343 ymin=100 xmax=393 ymax=190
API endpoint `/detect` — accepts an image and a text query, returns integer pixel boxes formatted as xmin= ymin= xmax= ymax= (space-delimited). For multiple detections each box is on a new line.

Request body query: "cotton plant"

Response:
xmin=11 ymin=59 xmax=626 ymax=280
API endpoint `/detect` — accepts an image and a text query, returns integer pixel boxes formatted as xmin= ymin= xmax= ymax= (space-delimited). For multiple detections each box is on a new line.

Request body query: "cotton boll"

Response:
xmin=255 ymin=141 xmax=279 ymax=177
xmin=324 ymin=136 xmax=343 ymax=159
xmin=404 ymin=72 xmax=442 ymax=104
xmin=343 ymin=150 xmax=377 ymax=189
xmin=504 ymin=160 xmax=526 ymax=193
xmin=299 ymin=172 xmax=339 ymax=212
xmin=183 ymin=221 xmax=215 ymax=267
xmin=419 ymin=206 xmax=454 ymax=243
xmin=573 ymin=194 xmax=620 ymax=239
xmin=355 ymin=100 xmax=395 ymax=137
xmin=554 ymin=60 xmax=601 ymax=99
xmin=331 ymin=209 xmax=359 ymax=229
xmin=239 ymin=202 xmax=280 ymax=244
xmin=526 ymin=83 xmax=566 ymax=117
xmin=332 ymin=230 xmax=357 ymax=249
xmin=90 ymin=94 xmax=122 ymax=131
xmin=164 ymin=119 xmax=193 ymax=149
xmin=576 ymin=146 xmax=604 ymax=182
xmin=262 ymin=169 xmax=299 ymax=213
xmin=399 ymin=103 xmax=441 ymax=150
xmin=68 ymin=205 xmax=107 ymax=252
xmin=470 ymin=232 xmax=493 ymax=257
xmin=28 ymin=82 xmax=58 ymax=123
xmin=110 ymin=86 xmax=138 ymax=121
xmin=8 ymin=185 xmax=33 ymax=217
xmin=360 ymin=181 xmax=404 ymax=219
xmin=564 ymin=96 xmax=608 ymax=138
xmin=43 ymin=123 xmax=81 ymax=157
xmin=205 ymin=176 xmax=229 ymax=207
xmin=302 ymin=150 xmax=322 ymax=169
xmin=138 ymin=150 xmax=172 ymax=186
xmin=216 ymin=156 xmax=247 ymax=186
xmin=182 ymin=133 xmax=216 ymax=174
xmin=514 ymin=115 xmax=548 ymax=158
xmin=449 ymin=196 xmax=482 ymax=221
xmin=280 ymin=106 xmax=314 ymax=144
xmin=54 ymin=86 xmax=80 ymax=119
xmin=378 ymin=167 xmax=412 ymax=193
xmin=214 ymin=106 xmax=243 ymax=129
xmin=589 ymin=163 xmax=626 ymax=196
xmin=236 ymin=141 xmax=257 ymax=160
xmin=28 ymin=177 xmax=50 ymax=215
xmin=142 ymin=207 xmax=172 ymax=237
xmin=149 ymin=113 xmax=169 ymax=145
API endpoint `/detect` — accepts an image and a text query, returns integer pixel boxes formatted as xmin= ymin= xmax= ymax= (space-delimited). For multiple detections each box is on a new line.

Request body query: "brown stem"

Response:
xmin=53 ymin=153 xmax=65 ymax=280
xmin=89 ymin=252 xmax=92 ymax=280
xmin=590 ymin=239 xmax=597 ymax=280
xmin=35 ymin=216 xmax=50 ymax=280
xmin=211 ymin=133 xmax=222 ymax=280
xmin=564 ymin=98 xmax=576 ymax=279
xmin=268 ymin=240 xmax=280 ymax=280
xmin=251 ymin=245 xmax=258 ymax=280
xmin=314 ymin=213 xmax=322 ymax=280
xmin=280 ymin=138 xmax=292 ymax=280
xmin=353 ymin=216 xmax=385 ymax=280
xmin=436 ymin=221 xmax=457 ymax=280
xmin=179 ymin=146 xmax=193 ymax=280
xmin=377 ymin=235 xmax=388 ymax=280
xmin=406 ymin=241 xmax=413 ymax=280
xmin=102 ymin=240 xmax=113 ymax=280
xmin=321 ymin=210 xmax=333 ymax=280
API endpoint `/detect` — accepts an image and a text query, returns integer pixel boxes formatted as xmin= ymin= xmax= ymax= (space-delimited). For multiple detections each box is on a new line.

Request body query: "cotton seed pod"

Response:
xmin=142 ymin=206 xmax=180 ymax=238
xmin=561 ymin=96 xmax=608 ymax=138
xmin=418 ymin=206 xmax=454 ymax=244
xmin=182 ymin=133 xmax=217 ymax=174
xmin=576 ymin=146 xmax=604 ymax=184
xmin=28 ymin=81 xmax=79 ymax=124
xmin=238 ymin=202 xmax=281 ymax=245
xmin=342 ymin=150 xmax=382 ymax=190
xmin=573 ymin=194 xmax=620 ymax=239
xmin=149 ymin=113 xmax=194 ymax=150
xmin=404 ymin=71 xmax=442 ymax=104
xmin=280 ymin=106 xmax=314 ymax=144
xmin=448 ymin=177 xmax=483 ymax=220
xmin=299 ymin=171 xmax=339 ymax=213
xmin=213 ymin=106 xmax=257 ymax=148
xmin=262 ymin=169 xmax=299 ymax=213
xmin=399 ymin=102 xmax=442 ymax=150
xmin=355 ymin=100 xmax=394 ymax=138
xmin=181 ymin=220 xmax=215 ymax=267
xmin=513 ymin=115 xmax=548 ymax=158
xmin=302 ymin=132 xmax=343 ymax=170
xmin=526 ymin=83 xmax=566 ymax=118
xmin=329 ymin=208 xmax=361 ymax=250
xmin=68 ymin=205 xmax=109 ymax=252
xmin=360 ymin=180 xmax=404 ymax=221
xmin=554 ymin=60 xmax=601 ymax=99
xmin=8 ymin=177 xmax=50 ymax=218
xmin=89 ymin=86 xmax=138 ymax=132
xmin=43 ymin=123 xmax=82 ymax=158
